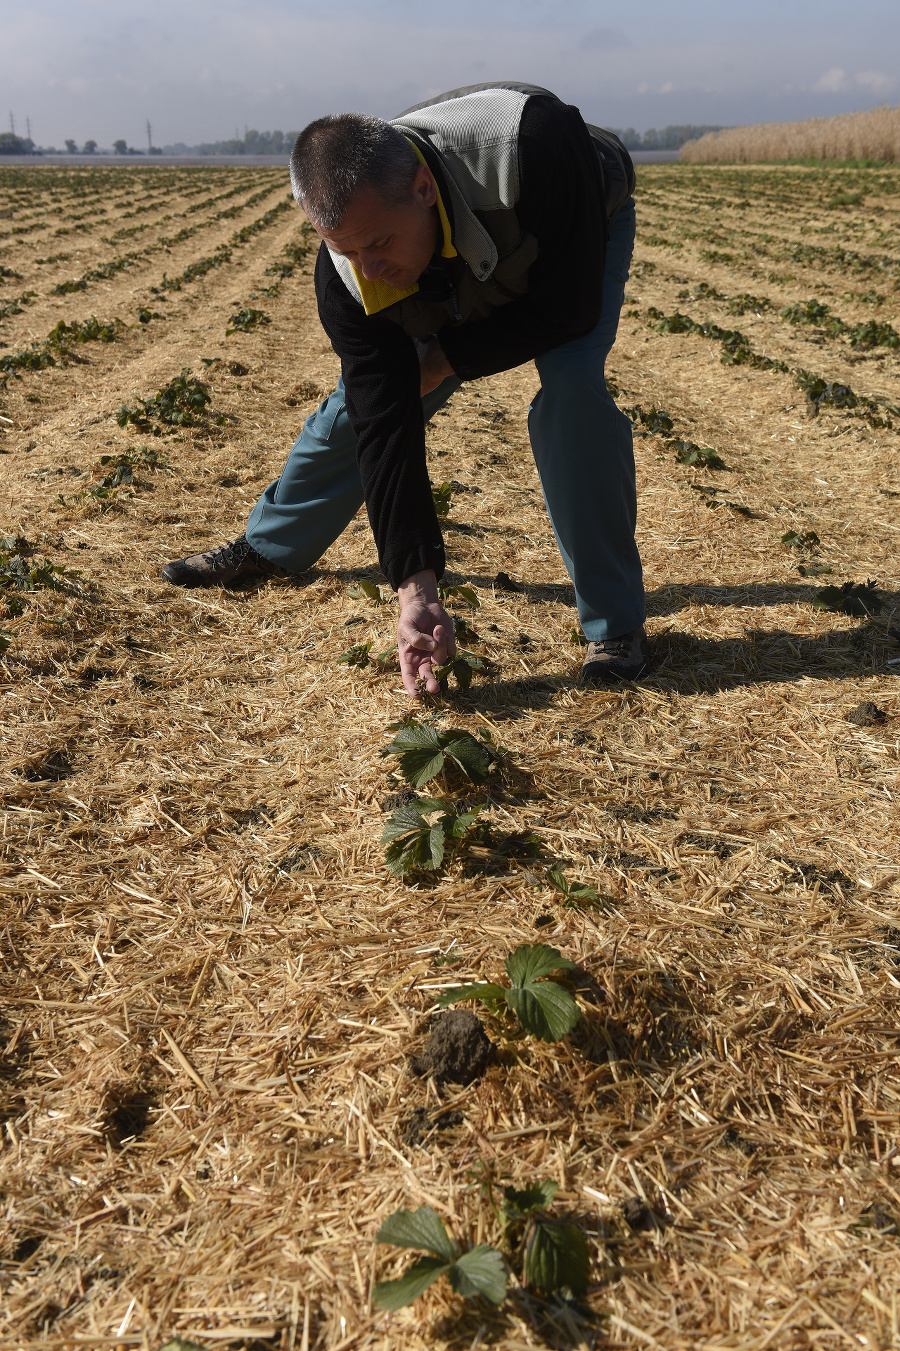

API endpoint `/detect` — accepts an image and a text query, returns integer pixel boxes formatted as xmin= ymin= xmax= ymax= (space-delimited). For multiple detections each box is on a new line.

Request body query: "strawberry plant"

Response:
xmin=227 ymin=307 xmax=270 ymax=335
xmin=438 ymin=581 xmax=480 ymax=608
xmin=781 ymin=529 xmax=820 ymax=550
xmin=383 ymin=718 xmax=496 ymax=787
xmin=432 ymin=648 xmax=493 ymax=691
xmin=848 ymin=320 xmax=899 ymax=350
xmin=431 ymin=481 xmax=453 ymax=517
xmin=811 ymin=579 xmax=882 ymax=616
xmin=0 ymin=537 xmax=84 ymax=596
xmin=336 ymin=641 xmax=372 ymax=668
xmin=546 ymin=868 xmax=600 ymax=905
xmin=501 ymin=1180 xmax=591 ymax=1298
xmin=115 ymin=369 xmax=224 ymax=435
xmin=373 ymin=1206 xmax=506 ymax=1311
xmin=438 ymin=943 xmax=580 ymax=1041
xmin=672 ymin=441 xmax=728 ymax=470
xmin=348 ymin=578 xmax=385 ymax=605
xmin=381 ymin=796 xmax=483 ymax=875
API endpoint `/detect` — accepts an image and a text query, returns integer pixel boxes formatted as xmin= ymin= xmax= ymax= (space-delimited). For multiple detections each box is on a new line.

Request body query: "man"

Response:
xmin=163 ymin=81 xmax=648 ymax=696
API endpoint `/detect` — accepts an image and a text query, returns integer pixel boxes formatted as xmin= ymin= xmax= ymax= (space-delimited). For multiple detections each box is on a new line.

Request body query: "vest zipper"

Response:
xmin=452 ymin=288 xmax=462 ymax=323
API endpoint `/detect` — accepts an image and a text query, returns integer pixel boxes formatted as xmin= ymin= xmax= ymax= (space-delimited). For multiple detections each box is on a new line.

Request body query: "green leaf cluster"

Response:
xmin=380 ymin=796 xmax=482 ymax=875
xmin=672 ymin=441 xmax=728 ymax=470
xmin=781 ymin=529 xmax=820 ymax=550
xmin=546 ymin=868 xmax=601 ymax=905
xmin=0 ymin=539 xmax=83 ymax=596
xmin=116 ymin=368 xmax=224 ymax=435
xmin=384 ymin=718 xmax=495 ymax=788
xmin=438 ymin=943 xmax=580 ymax=1041
xmin=626 ymin=403 xmax=674 ymax=435
xmin=431 ymin=481 xmax=453 ymax=517
xmin=348 ymin=578 xmax=385 ymax=605
xmin=336 ymin=641 xmax=372 ymax=668
xmin=432 ymin=648 xmax=492 ymax=691
xmin=373 ymin=1206 xmax=507 ymax=1310
xmin=812 ymin=579 xmax=882 ymax=616
xmin=438 ymin=580 xmax=480 ymax=608
xmin=501 ymin=1181 xmax=591 ymax=1297
xmin=227 ymin=306 xmax=270 ymax=334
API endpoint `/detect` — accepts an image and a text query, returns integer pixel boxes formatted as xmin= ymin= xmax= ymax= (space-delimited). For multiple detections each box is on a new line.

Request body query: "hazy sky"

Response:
xmin=4 ymin=0 xmax=899 ymax=148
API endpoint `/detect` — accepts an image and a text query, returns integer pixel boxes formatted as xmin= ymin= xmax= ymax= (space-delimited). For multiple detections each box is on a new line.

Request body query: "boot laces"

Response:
xmin=201 ymin=536 xmax=255 ymax=572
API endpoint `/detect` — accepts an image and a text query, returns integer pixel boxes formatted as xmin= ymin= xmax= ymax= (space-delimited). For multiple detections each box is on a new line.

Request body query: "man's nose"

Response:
xmin=359 ymin=252 xmax=388 ymax=281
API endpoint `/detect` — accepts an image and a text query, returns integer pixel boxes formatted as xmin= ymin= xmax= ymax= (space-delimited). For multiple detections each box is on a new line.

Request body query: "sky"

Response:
xmin=3 ymin=0 xmax=899 ymax=149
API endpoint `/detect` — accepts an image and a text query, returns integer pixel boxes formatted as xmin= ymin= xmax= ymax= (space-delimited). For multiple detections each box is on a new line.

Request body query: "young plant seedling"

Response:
xmin=381 ymin=796 xmax=483 ymax=875
xmin=348 ymin=579 xmax=385 ymax=605
xmin=373 ymin=1206 xmax=507 ymax=1311
xmin=438 ymin=581 xmax=480 ymax=608
xmin=432 ymin=648 xmax=493 ymax=691
xmin=782 ymin=529 xmax=820 ymax=550
xmin=383 ymin=718 xmax=496 ymax=787
xmin=116 ymin=369 xmax=224 ymax=435
xmin=431 ymin=481 xmax=453 ymax=517
xmin=546 ymin=867 xmax=600 ymax=905
xmin=501 ymin=1180 xmax=591 ymax=1298
xmin=438 ymin=943 xmax=580 ymax=1041
xmin=226 ymin=306 xmax=270 ymax=334
xmin=337 ymin=641 xmax=373 ymax=668
xmin=673 ymin=441 xmax=728 ymax=470
xmin=812 ymin=579 xmax=882 ymax=616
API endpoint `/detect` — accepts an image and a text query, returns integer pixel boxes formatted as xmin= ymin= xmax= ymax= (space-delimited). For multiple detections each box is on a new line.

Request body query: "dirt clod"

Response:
xmin=410 ymin=1009 xmax=496 ymax=1086
xmin=401 ymin=1106 xmax=464 ymax=1148
xmin=847 ymin=700 xmax=887 ymax=727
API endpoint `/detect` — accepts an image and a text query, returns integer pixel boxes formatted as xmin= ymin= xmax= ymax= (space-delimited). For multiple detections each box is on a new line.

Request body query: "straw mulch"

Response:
xmin=681 ymin=105 xmax=900 ymax=163
xmin=1 ymin=163 xmax=900 ymax=1350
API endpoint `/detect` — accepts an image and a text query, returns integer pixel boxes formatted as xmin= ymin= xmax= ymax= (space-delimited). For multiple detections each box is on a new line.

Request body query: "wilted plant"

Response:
xmin=336 ymin=641 xmax=373 ymax=668
xmin=373 ymin=1206 xmax=506 ymax=1310
xmin=438 ymin=581 xmax=480 ymax=608
xmin=438 ymin=943 xmax=580 ymax=1041
xmin=782 ymin=529 xmax=820 ymax=550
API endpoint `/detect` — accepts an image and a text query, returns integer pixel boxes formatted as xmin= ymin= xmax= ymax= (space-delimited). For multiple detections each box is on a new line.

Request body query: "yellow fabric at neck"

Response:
xmin=351 ymin=140 xmax=457 ymax=317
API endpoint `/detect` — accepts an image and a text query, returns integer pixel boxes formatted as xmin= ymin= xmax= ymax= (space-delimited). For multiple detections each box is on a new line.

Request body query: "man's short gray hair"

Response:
xmin=290 ymin=114 xmax=420 ymax=230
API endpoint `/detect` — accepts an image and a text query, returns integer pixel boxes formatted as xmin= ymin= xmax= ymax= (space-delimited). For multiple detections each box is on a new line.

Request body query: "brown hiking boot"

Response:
xmin=580 ymin=626 xmax=648 ymax=684
xmin=161 ymin=535 xmax=279 ymax=588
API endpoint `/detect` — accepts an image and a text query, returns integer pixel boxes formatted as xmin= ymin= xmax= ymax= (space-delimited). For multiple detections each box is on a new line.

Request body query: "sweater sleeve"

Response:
xmin=439 ymin=97 xmax=606 ymax=379
xmin=315 ymin=247 xmax=446 ymax=588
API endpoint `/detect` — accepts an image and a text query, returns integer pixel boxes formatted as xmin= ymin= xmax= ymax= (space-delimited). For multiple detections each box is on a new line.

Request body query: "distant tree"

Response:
xmin=148 ymin=145 xmax=162 ymax=155
xmin=83 ymin=139 xmax=97 ymax=154
xmin=608 ymin=124 xmax=729 ymax=152
xmin=0 ymin=132 xmax=27 ymax=155
xmin=65 ymin=139 xmax=77 ymax=154
xmin=113 ymin=139 xmax=127 ymax=155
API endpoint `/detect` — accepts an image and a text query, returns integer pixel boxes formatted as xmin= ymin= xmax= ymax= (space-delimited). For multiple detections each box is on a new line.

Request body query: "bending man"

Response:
xmin=163 ymin=81 xmax=648 ymax=695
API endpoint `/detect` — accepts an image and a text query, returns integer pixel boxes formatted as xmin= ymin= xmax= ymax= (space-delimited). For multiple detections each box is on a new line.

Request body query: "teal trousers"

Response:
xmin=247 ymin=198 xmax=643 ymax=641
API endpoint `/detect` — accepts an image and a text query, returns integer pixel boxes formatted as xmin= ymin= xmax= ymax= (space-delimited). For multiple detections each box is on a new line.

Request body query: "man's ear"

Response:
xmin=412 ymin=163 xmax=437 ymax=209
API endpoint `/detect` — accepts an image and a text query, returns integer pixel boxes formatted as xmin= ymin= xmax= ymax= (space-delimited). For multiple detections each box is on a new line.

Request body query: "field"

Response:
xmin=681 ymin=106 xmax=900 ymax=164
xmin=1 ymin=161 xmax=899 ymax=1350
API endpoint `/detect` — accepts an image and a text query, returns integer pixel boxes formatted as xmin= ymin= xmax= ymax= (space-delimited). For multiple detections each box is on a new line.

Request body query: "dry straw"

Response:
xmin=0 ymin=160 xmax=899 ymax=1349
xmin=681 ymin=105 xmax=900 ymax=163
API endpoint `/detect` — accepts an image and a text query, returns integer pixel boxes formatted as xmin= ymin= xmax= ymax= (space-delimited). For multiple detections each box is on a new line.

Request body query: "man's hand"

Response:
xmin=397 ymin=569 xmax=456 ymax=697
xmin=415 ymin=337 xmax=454 ymax=397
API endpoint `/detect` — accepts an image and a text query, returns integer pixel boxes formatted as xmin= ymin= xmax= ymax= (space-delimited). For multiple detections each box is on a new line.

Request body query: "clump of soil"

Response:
xmin=622 ymin=1195 xmax=667 ymax=1232
xmin=847 ymin=700 xmax=887 ymax=727
xmin=383 ymin=785 xmax=417 ymax=811
xmin=401 ymin=1106 xmax=464 ymax=1148
xmin=410 ymin=1010 xmax=496 ymax=1086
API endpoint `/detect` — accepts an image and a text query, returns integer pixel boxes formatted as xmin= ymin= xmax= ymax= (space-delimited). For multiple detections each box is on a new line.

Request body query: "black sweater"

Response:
xmin=314 ymin=94 xmax=608 ymax=588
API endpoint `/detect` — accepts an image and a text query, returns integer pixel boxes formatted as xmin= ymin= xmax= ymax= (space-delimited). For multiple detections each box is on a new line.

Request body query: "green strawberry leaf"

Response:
xmin=502 ymin=1179 xmax=559 ymax=1220
xmin=505 ymin=979 xmax=581 ymax=1041
xmin=505 ymin=943 xmax=577 ymax=985
xmin=375 ymin=1206 xmax=457 ymax=1261
xmin=447 ymin=1246 xmax=508 ymax=1304
xmin=373 ymin=1256 xmax=451 ymax=1310
xmin=524 ymin=1219 xmax=590 ymax=1297
xmin=436 ymin=982 xmax=507 ymax=1008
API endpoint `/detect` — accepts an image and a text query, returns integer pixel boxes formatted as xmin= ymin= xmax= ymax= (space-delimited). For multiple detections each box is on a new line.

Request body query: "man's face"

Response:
xmin=314 ymin=164 xmax=440 ymax=291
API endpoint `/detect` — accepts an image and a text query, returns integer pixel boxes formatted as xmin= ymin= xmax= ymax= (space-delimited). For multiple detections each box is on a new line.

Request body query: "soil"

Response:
xmin=847 ymin=699 xmax=887 ymax=726
xmin=409 ymin=1010 xmax=496 ymax=1086
xmin=401 ymin=1106 xmax=465 ymax=1148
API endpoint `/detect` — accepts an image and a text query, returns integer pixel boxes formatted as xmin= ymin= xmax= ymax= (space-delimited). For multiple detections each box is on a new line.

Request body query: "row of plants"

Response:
xmin=643 ymin=305 xmax=900 ymax=429
xmin=673 ymin=281 xmax=899 ymax=348
xmin=0 ymin=315 xmax=119 ymax=383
